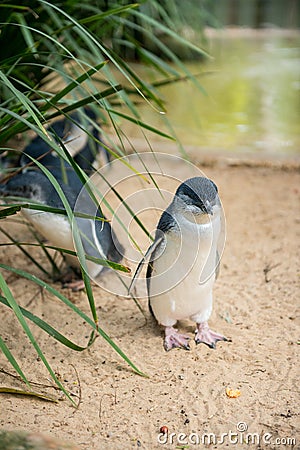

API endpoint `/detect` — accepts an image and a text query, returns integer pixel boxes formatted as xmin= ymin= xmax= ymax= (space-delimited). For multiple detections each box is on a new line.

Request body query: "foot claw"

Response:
xmin=164 ymin=327 xmax=190 ymax=351
xmin=195 ymin=322 xmax=227 ymax=349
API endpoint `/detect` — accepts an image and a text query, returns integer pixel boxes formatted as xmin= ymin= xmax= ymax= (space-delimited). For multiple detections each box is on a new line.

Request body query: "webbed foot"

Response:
xmin=195 ymin=322 xmax=227 ymax=349
xmin=62 ymin=279 xmax=85 ymax=292
xmin=58 ymin=270 xmax=85 ymax=291
xmin=164 ymin=326 xmax=190 ymax=351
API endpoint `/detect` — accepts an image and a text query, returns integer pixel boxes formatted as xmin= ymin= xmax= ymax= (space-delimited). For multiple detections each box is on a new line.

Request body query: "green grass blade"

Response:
xmin=0 ymin=205 xmax=22 ymax=219
xmin=105 ymin=48 xmax=166 ymax=112
xmin=0 ymin=200 xmax=108 ymax=222
xmin=15 ymin=13 xmax=38 ymax=55
xmin=0 ymin=5 xmax=30 ymax=11
xmin=46 ymin=61 xmax=108 ymax=110
xmin=0 ymin=264 xmax=146 ymax=377
xmin=38 ymin=0 xmax=163 ymax=111
xmin=131 ymin=9 xmax=211 ymax=59
xmin=23 ymin=156 xmax=99 ymax=326
xmin=96 ymin=172 xmax=152 ymax=240
xmin=106 ymin=108 xmax=175 ymax=140
xmin=0 ymin=295 xmax=91 ymax=352
xmin=0 ymin=241 xmax=130 ymax=273
xmin=0 ymin=226 xmax=51 ymax=277
xmin=59 ymin=4 xmax=140 ymax=31
xmin=45 ymin=84 xmax=123 ymax=120
xmin=0 ymin=108 xmax=68 ymax=156
xmin=25 ymin=222 xmax=62 ymax=277
xmin=0 ymin=71 xmax=45 ymax=135
xmin=0 ymin=271 xmax=75 ymax=404
xmin=0 ymin=335 xmax=30 ymax=388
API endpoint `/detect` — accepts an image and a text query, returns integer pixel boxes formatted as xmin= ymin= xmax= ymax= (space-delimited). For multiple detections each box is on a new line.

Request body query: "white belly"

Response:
xmin=22 ymin=209 xmax=102 ymax=277
xmin=23 ymin=209 xmax=75 ymax=253
xmin=65 ymin=123 xmax=88 ymax=156
xmin=149 ymin=211 xmax=220 ymax=326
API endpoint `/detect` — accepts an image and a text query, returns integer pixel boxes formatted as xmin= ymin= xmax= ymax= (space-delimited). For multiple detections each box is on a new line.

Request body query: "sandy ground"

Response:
xmin=0 ymin=154 xmax=299 ymax=449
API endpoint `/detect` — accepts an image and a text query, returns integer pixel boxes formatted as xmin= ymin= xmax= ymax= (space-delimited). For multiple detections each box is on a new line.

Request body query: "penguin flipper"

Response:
xmin=128 ymin=235 xmax=164 ymax=295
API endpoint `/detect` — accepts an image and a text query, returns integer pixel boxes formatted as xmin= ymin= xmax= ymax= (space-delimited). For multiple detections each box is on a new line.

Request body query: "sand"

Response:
xmin=0 ymin=154 xmax=299 ymax=449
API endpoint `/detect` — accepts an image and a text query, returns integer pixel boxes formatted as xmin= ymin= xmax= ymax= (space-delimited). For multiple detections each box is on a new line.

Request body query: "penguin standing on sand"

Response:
xmin=130 ymin=177 xmax=228 ymax=351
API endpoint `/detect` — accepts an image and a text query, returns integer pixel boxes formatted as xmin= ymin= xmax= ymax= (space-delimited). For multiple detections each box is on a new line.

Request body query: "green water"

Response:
xmin=126 ymin=32 xmax=300 ymax=157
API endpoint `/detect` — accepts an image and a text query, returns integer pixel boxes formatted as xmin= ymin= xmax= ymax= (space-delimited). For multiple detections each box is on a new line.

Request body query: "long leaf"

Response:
xmin=0 ymin=295 xmax=91 ymax=352
xmin=131 ymin=9 xmax=211 ymax=59
xmin=45 ymin=84 xmax=123 ymax=120
xmin=0 ymin=241 xmax=130 ymax=273
xmin=0 ymin=83 xmax=123 ymax=143
xmin=0 ymin=264 xmax=146 ymax=377
xmin=0 ymin=271 xmax=74 ymax=404
xmin=0 ymin=205 xmax=22 ymax=219
xmin=0 ymin=71 xmax=46 ymax=136
xmin=38 ymin=0 xmax=164 ymax=111
xmin=0 ymin=227 xmax=51 ymax=277
xmin=59 ymin=4 xmax=140 ymax=31
xmin=0 ymin=335 xmax=30 ymax=388
xmin=0 ymin=200 xmax=108 ymax=222
xmin=42 ymin=61 xmax=108 ymax=111
xmin=23 ymin=156 xmax=99 ymax=325
xmin=106 ymin=108 xmax=175 ymax=140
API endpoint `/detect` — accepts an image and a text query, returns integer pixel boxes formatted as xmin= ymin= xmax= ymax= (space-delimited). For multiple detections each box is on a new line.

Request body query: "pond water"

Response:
xmin=124 ymin=30 xmax=300 ymax=158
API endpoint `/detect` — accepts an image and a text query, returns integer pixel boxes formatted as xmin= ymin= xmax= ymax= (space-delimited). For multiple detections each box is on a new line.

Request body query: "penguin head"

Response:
xmin=0 ymin=171 xmax=54 ymax=203
xmin=174 ymin=177 xmax=219 ymax=216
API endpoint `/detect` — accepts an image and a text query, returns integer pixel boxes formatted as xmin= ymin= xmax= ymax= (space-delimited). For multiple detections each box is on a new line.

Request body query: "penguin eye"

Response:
xmin=16 ymin=185 xmax=26 ymax=194
xmin=193 ymin=200 xmax=205 ymax=209
xmin=186 ymin=195 xmax=205 ymax=210
xmin=178 ymin=192 xmax=204 ymax=210
xmin=193 ymin=202 xmax=208 ymax=214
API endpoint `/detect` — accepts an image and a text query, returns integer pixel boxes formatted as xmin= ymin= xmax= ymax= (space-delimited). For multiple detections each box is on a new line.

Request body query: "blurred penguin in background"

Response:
xmin=0 ymin=108 xmax=123 ymax=291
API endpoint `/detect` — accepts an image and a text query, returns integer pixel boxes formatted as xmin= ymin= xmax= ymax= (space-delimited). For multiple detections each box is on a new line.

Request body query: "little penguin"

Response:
xmin=20 ymin=108 xmax=110 ymax=177
xmin=0 ymin=170 xmax=123 ymax=290
xmin=0 ymin=111 xmax=120 ymax=290
xmin=130 ymin=177 xmax=228 ymax=351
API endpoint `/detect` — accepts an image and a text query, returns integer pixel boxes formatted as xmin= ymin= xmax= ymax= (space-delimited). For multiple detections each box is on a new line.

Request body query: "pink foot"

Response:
xmin=59 ymin=270 xmax=85 ymax=291
xmin=164 ymin=326 xmax=190 ymax=351
xmin=62 ymin=279 xmax=85 ymax=292
xmin=195 ymin=322 xmax=227 ymax=349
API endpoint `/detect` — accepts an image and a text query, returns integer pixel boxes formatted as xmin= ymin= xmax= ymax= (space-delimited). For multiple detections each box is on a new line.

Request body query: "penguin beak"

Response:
xmin=204 ymin=201 xmax=213 ymax=215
